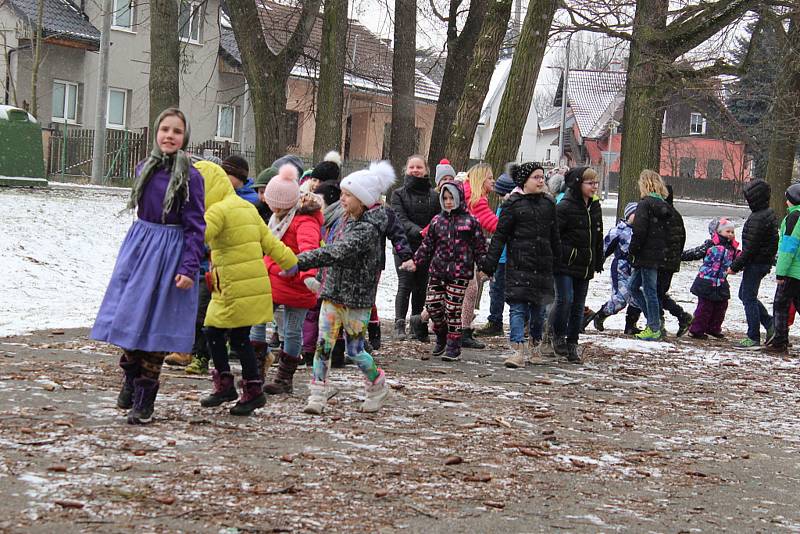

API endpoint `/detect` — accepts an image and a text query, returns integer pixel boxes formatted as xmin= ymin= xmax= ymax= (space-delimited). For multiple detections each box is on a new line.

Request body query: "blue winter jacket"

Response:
xmin=235 ymin=178 xmax=259 ymax=205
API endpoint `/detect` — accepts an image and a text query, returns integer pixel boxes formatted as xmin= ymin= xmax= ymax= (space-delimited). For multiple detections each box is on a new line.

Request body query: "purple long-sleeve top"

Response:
xmin=135 ymin=164 xmax=206 ymax=279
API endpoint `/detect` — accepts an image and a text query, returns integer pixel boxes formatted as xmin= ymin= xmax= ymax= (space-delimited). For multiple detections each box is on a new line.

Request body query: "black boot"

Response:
xmin=230 ymin=379 xmax=266 ymax=416
xmin=127 ymin=377 xmax=159 ymax=425
xmin=394 ymin=319 xmax=407 ymax=341
xmin=263 ymin=351 xmax=300 ymax=395
xmin=581 ymin=307 xmax=595 ymax=333
xmin=368 ymin=322 xmax=382 ymax=350
xmin=432 ymin=328 xmax=447 ymax=357
xmin=461 ymin=328 xmax=485 ymax=349
xmin=566 ymin=343 xmax=583 ymax=364
xmin=200 ymin=370 xmax=238 ymax=407
xmin=331 ymin=338 xmax=347 ymax=368
xmin=553 ymin=336 xmax=568 ymax=357
xmin=409 ymin=315 xmax=429 ymax=342
xmin=475 ymin=321 xmax=504 ymax=337
xmin=676 ymin=312 xmax=693 ymax=337
xmin=302 ymin=351 xmax=314 ymax=367
xmin=624 ymin=310 xmax=642 ymax=335
xmin=117 ymin=353 xmax=140 ymax=409
xmin=593 ymin=310 xmax=610 ymax=332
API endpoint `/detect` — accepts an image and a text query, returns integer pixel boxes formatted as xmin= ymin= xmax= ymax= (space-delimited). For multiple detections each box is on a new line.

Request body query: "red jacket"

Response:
xmin=463 ymin=181 xmax=498 ymax=233
xmin=266 ymin=203 xmax=323 ymax=309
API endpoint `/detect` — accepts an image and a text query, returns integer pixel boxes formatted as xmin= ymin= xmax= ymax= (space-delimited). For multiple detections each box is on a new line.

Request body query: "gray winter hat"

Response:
xmin=435 ymin=159 xmax=456 ymax=186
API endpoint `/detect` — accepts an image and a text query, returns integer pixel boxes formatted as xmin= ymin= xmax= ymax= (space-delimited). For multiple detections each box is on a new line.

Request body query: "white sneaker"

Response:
xmin=361 ymin=370 xmax=389 ymax=412
xmin=504 ymin=342 xmax=526 ymax=368
xmin=304 ymin=382 xmax=328 ymax=415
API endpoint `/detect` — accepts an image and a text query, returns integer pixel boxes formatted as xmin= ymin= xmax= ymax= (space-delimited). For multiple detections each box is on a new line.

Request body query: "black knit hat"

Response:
xmin=221 ymin=155 xmax=249 ymax=182
xmin=510 ymin=162 xmax=544 ymax=188
xmin=564 ymin=166 xmax=590 ymax=192
xmin=315 ymin=180 xmax=341 ymax=207
xmin=786 ymin=183 xmax=800 ymax=205
xmin=310 ymin=160 xmax=340 ymax=183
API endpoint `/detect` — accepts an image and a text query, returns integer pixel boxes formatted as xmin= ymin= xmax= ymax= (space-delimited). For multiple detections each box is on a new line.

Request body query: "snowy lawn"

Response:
xmin=0 ymin=184 xmax=772 ymax=339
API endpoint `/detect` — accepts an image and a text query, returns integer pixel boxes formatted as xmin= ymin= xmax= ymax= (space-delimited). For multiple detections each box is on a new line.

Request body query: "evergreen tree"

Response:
xmin=727 ymin=19 xmax=781 ymax=180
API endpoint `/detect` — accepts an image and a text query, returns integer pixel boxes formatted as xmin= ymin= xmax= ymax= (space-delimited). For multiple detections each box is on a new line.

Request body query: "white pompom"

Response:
xmin=324 ymin=150 xmax=342 ymax=167
xmin=369 ymin=160 xmax=396 ymax=192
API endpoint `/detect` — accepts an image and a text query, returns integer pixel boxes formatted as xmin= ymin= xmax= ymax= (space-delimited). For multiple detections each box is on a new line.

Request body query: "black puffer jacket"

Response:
xmin=629 ymin=194 xmax=672 ymax=269
xmin=730 ymin=180 xmax=779 ymax=273
xmin=555 ymin=169 xmax=603 ymax=279
xmin=390 ymin=175 xmax=440 ymax=251
xmin=662 ymin=186 xmax=686 ymax=273
xmin=483 ymin=192 xmax=560 ymax=305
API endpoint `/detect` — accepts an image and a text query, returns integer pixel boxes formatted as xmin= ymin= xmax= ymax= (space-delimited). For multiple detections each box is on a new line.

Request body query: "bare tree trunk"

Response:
xmin=313 ymin=0 xmax=348 ymax=162
xmin=616 ymin=0 xmax=669 ymax=218
xmin=148 ymin=0 xmax=180 ymax=139
xmin=29 ymin=0 xmax=44 ymax=117
xmin=228 ymin=0 xmax=322 ymax=172
xmin=390 ymin=0 xmax=417 ymax=176
xmin=444 ymin=0 xmax=513 ymax=171
xmin=765 ymin=14 xmax=800 ymax=218
xmin=484 ymin=0 xmax=557 ymax=174
xmin=427 ymin=0 xmax=487 ymax=170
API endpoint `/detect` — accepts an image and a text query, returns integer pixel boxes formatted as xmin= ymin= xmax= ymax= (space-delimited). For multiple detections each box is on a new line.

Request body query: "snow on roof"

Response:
xmin=539 ymin=107 xmax=563 ymax=130
xmin=555 ymin=69 xmax=626 ymax=139
xmin=478 ymin=58 xmax=513 ymax=125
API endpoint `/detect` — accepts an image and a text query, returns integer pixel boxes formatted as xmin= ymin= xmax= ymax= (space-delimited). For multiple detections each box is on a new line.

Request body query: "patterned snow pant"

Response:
xmin=426 ymin=278 xmax=469 ymax=342
xmin=312 ymin=301 xmax=378 ymax=383
xmin=689 ymin=297 xmax=728 ymax=337
xmin=601 ymin=269 xmax=635 ymax=316
xmin=121 ymin=350 xmax=167 ymax=380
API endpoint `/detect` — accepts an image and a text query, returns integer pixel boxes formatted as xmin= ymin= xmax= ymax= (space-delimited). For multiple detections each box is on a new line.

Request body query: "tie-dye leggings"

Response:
xmin=312 ymin=300 xmax=379 ymax=383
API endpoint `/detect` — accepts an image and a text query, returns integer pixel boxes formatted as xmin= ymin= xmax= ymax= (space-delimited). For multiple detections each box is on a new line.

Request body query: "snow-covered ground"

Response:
xmin=0 ymin=184 xmax=773 ymax=338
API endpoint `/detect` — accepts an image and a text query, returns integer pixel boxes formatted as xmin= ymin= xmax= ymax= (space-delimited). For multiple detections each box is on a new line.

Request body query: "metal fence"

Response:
xmin=47 ymin=125 xmax=149 ymax=186
xmin=606 ymin=172 xmax=747 ymax=205
xmin=46 ymin=127 xmax=372 ymax=186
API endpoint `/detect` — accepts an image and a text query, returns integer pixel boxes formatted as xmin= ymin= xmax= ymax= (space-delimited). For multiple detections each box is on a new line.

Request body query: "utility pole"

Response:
xmin=90 ymin=0 xmax=112 ymax=185
xmin=557 ymin=34 xmax=571 ymax=166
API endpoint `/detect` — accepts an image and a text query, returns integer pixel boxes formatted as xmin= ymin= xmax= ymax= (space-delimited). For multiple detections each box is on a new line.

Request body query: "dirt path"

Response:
xmin=1 ymin=327 xmax=799 ymax=533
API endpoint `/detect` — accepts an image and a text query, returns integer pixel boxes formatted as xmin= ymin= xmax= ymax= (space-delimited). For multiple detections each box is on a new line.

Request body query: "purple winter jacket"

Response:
xmin=413 ymin=181 xmax=487 ymax=281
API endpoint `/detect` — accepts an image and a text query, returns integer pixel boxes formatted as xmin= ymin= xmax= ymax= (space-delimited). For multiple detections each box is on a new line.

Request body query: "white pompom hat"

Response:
xmin=340 ymin=161 xmax=396 ymax=207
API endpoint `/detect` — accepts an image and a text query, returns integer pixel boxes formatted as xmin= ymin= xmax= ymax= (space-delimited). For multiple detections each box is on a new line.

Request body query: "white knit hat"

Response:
xmin=340 ymin=161 xmax=396 ymax=207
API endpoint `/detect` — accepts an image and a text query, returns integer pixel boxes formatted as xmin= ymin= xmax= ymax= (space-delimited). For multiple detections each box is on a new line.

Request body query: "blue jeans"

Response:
xmin=509 ymin=301 xmax=546 ymax=343
xmin=739 ymin=263 xmax=773 ymax=342
xmin=487 ymin=263 xmax=506 ymax=325
xmin=277 ymin=306 xmax=308 ymax=357
xmin=552 ymin=275 xmax=590 ymax=343
xmin=629 ymin=268 xmax=661 ymax=331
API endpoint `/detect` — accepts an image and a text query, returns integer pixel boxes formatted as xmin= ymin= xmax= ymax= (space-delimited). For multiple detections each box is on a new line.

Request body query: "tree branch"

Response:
xmin=278 ymin=0 xmax=323 ymax=72
xmin=663 ymin=0 xmax=760 ymax=58
xmin=559 ymin=3 xmax=635 ymax=42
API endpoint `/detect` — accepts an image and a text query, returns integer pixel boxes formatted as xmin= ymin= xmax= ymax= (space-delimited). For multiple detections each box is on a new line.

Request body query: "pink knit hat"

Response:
xmin=264 ymin=163 xmax=300 ymax=210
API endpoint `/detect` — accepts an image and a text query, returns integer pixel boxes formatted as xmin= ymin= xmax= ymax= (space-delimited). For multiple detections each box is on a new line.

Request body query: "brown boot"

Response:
xmin=164 ymin=352 xmax=191 ymax=366
xmin=252 ymin=341 xmax=274 ymax=382
xmin=263 ymin=351 xmax=302 ymax=395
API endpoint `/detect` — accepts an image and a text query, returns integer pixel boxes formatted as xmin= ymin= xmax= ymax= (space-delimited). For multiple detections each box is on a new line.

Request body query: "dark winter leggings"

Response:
xmin=192 ymin=283 xmax=212 ymax=358
xmin=772 ymin=278 xmax=800 ymax=345
xmin=394 ymin=255 xmax=429 ymax=321
xmin=426 ymin=278 xmax=469 ymax=338
xmin=121 ymin=350 xmax=166 ymax=380
xmin=205 ymin=326 xmax=259 ymax=380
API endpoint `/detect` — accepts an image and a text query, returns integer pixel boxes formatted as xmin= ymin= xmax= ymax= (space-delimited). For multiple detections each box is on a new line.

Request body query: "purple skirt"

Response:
xmin=91 ymin=219 xmax=198 ymax=353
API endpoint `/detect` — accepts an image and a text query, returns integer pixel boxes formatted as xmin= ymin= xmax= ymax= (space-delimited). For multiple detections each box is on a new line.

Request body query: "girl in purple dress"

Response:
xmin=91 ymin=108 xmax=206 ymax=424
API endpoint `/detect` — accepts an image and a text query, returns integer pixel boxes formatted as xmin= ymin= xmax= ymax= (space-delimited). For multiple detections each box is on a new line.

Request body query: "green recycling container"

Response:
xmin=0 ymin=105 xmax=47 ymax=186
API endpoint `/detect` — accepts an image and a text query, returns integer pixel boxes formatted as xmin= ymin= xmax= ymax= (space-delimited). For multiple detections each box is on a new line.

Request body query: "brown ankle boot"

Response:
xmin=263 ymin=351 xmax=301 ymax=395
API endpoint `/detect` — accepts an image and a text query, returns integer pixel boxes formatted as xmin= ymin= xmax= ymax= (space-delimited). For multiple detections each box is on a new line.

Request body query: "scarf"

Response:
xmin=268 ymin=205 xmax=299 ymax=241
xmin=323 ymin=200 xmax=345 ymax=232
xmin=126 ymin=109 xmax=192 ymax=222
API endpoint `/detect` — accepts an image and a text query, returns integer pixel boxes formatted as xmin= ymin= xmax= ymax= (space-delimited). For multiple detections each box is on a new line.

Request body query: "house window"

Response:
xmin=679 ymin=157 xmax=696 ymax=178
xmin=107 ymin=88 xmax=127 ymax=129
xmin=286 ymin=110 xmax=299 ymax=146
xmin=707 ymin=159 xmax=723 ymax=180
xmin=111 ymin=0 xmax=133 ymax=30
xmin=179 ymin=1 xmax=202 ymax=43
xmin=661 ymin=110 xmax=667 ymax=134
xmin=52 ymin=80 xmax=78 ymax=124
xmin=546 ymin=149 xmax=551 ymax=161
xmin=216 ymin=105 xmax=235 ymax=140
xmin=689 ymin=112 xmax=706 ymax=135
xmin=415 ymin=127 xmax=425 ymax=153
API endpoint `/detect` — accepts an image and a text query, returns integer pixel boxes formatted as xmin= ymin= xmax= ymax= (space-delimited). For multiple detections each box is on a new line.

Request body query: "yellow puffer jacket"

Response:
xmin=194 ymin=161 xmax=297 ymax=328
